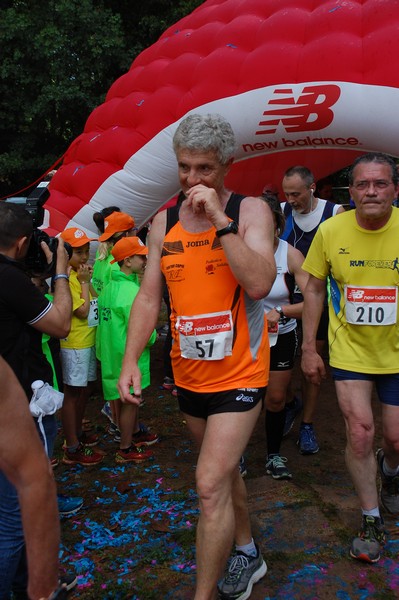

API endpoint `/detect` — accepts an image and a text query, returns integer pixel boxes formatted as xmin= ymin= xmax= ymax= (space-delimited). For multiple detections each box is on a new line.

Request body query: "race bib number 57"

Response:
xmin=176 ymin=311 xmax=234 ymax=360
xmin=345 ymin=285 xmax=397 ymax=326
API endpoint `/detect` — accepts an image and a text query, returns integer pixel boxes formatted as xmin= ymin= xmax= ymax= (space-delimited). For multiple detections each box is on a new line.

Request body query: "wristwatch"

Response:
xmin=274 ymin=305 xmax=285 ymax=319
xmin=215 ymin=220 xmax=239 ymax=238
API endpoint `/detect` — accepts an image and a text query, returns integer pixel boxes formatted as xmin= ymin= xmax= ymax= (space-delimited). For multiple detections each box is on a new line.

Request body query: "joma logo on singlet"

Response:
xmin=186 ymin=240 xmax=210 ymax=248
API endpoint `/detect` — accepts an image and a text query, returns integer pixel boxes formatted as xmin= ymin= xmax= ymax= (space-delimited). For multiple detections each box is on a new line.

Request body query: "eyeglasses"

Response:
xmin=352 ymin=180 xmax=393 ymax=191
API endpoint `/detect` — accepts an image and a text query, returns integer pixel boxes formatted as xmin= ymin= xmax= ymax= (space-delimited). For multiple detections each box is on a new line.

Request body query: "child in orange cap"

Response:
xmin=59 ymin=228 xmax=103 ymax=466
xmin=91 ymin=209 xmax=138 ymax=430
xmin=92 ymin=210 xmax=137 ymax=295
xmin=97 ymin=236 xmax=158 ymax=463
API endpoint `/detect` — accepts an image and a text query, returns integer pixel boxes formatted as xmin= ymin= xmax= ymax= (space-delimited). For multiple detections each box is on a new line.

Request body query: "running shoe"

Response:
xmin=297 ymin=423 xmax=319 ymax=455
xmin=132 ymin=423 xmax=159 ymax=446
xmin=62 ymin=443 xmax=104 ymax=466
xmin=162 ymin=376 xmax=175 ymax=391
xmin=218 ymin=544 xmax=267 ymax=600
xmin=57 ymin=495 xmax=83 ymax=517
xmin=265 ymin=455 xmax=292 ymax=480
xmin=350 ymin=515 xmax=386 ymax=563
xmin=115 ymin=445 xmax=153 ymax=464
xmin=62 ymin=431 xmax=99 ymax=450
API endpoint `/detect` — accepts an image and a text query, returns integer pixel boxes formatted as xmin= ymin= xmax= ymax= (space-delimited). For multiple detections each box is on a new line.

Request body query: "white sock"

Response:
xmin=362 ymin=508 xmax=380 ymax=519
xmin=235 ymin=538 xmax=257 ymax=557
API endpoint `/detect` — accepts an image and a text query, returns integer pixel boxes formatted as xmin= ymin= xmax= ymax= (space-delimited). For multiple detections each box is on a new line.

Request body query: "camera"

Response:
xmin=24 ymin=182 xmax=72 ymax=276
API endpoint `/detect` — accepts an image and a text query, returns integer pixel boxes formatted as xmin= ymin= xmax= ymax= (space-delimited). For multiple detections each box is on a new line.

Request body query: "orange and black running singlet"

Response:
xmin=160 ymin=198 xmax=270 ymax=393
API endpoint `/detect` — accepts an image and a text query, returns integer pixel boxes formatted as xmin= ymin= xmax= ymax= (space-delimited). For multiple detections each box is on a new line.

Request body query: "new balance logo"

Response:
xmin=257 ymin=85 xmax=341 ymax=135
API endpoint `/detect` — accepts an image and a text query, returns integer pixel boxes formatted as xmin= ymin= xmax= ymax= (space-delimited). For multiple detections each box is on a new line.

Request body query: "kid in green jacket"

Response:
xmin=97 ymin=236 xmax=158 ymax=463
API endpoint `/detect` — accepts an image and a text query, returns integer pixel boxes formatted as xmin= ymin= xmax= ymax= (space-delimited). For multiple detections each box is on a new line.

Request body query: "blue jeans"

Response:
xmin=0 ymin=415 xmax=57 ymax=599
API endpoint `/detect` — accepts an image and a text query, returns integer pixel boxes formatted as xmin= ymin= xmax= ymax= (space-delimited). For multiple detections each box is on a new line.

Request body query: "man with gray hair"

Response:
xmin=301 ymin=152 xmax=399 ymax=564
xmin=119 ymin=113 xmax=276 ymax=599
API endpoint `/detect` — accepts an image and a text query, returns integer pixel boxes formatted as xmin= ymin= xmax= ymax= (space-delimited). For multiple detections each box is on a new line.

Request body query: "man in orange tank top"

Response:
xmin=119 ymin=114 xmax=276 ymax=600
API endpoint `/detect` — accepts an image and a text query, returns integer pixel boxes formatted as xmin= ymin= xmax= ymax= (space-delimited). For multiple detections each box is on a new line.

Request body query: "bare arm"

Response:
xmin=0 ymin=357 xmax=59 ymax=600
xmin=117 ymin=213 xmax=165 ymax=404
xmin=301 ymin=274 xmax=327 ymax=385
xmin=32 ymin=238 xmax=72 ymax=338
xmin=281 ymin=245 xmax=309 ymax=320
xmin=74 ymin=264 xmax=93 ymax=319
xmin=186 ymin=186 xmax=276 ymax=299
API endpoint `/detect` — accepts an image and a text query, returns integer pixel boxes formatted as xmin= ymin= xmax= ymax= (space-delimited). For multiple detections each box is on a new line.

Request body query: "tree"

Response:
xmin=0 ymin=0 xmax=203 ymax=197
xmin=0 ymin=0 xmax=129 ymax=194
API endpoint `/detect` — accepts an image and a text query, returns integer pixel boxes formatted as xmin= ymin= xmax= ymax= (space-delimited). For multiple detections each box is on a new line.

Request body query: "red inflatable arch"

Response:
xmin=46 ymin=0 xmax=399 ymax=236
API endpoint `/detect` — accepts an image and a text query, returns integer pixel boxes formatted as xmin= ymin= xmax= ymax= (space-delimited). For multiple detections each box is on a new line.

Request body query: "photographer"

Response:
xmin=0 ymin=201 xmax=71 ymax=598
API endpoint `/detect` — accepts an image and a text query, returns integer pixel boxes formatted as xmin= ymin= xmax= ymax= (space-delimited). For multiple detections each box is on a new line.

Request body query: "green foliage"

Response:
xmin=0 ymin=0 xmax=202 ymax=196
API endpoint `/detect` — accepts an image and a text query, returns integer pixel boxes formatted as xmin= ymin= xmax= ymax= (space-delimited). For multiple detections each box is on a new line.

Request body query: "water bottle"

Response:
xmin=31 ymin=379 xmax=45 ymax=399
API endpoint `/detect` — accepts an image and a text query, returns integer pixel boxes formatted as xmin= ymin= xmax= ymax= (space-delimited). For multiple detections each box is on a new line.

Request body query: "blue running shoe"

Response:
xmin=58 ymin=495 xmax=83 ymax=517
xmin=297 ymin=423 xmax=319 ymax=455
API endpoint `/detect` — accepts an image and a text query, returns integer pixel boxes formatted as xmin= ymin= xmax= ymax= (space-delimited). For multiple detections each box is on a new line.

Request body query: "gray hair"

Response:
xmin=283 ymin=166 xmax=315 ymax=188
xmin=348 ymin=152 xmax=398 ymax=186
xmin=173 ymin=113 xmax=236 ymax=165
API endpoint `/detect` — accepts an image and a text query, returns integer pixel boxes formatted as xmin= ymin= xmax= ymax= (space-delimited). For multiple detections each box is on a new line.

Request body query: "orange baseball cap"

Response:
xmin=98 ymin=211 xmax=135 ymax=242
xmin=60 ymin=227 xmax=97 ymax=247
xmin=110 ymin=236 xmax=148 ymax=263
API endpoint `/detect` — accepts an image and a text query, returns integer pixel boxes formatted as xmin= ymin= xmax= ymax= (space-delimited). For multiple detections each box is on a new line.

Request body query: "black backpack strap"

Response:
xmin=225 ymin=192 xmax=246 ymax=224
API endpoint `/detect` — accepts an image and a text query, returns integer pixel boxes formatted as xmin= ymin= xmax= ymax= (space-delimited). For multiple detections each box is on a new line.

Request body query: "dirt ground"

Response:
xmin=55 ymin=327 xmax=399 ymax=600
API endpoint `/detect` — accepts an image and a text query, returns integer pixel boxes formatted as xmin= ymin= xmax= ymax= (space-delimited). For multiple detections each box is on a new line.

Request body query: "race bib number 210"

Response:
xmin=176 ymin=311 xmax=234 ymax=360
xmin=345 ymin=285 xmax=397 ymax=326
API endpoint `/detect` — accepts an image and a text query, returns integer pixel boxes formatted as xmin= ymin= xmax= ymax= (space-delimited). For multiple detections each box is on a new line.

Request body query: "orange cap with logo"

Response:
xmin=60 ymin=228 xmax=97 ymax=247
xmin=110 ymin=236 xmax=148 ymax=263
xmin=98 ymin=212 xmax=135 ymax=242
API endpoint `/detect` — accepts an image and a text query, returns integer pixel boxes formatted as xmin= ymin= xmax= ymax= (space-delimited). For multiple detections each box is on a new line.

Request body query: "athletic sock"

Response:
xmin=362 ymin=507 xmax=380 ymax=519
xmin=236 ymin=538 xmax=257 ymax=557
xmin=265 ymin=408 xmax=285 ymax=456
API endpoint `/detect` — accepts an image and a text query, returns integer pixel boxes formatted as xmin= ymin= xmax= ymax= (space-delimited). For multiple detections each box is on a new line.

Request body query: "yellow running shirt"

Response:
xmin=303 ymin=209 xmax=399 ymax=373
